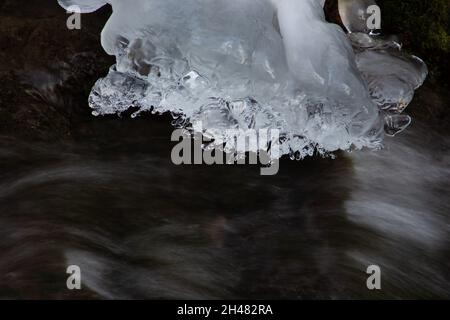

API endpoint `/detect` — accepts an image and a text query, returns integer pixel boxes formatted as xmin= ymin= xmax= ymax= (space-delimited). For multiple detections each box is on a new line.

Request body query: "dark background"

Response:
xmin=0 ymin=0 xmax=449 ymax=300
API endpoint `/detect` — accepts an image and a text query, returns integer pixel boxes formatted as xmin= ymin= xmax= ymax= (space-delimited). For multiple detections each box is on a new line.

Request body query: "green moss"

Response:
xmin=378 ymin=0 xmax=450 ymax=83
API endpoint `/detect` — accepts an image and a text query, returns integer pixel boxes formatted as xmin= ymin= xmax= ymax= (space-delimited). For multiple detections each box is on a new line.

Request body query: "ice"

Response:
xmin=58 ymin=0 xmax=427 ymax=159
xmin=338 ymin=0 xmax=378 ymax=33
xmin=58 ymin=0 xmax=108 ymax=13
xmin=339 ymin=0 xmax=428 ymax=137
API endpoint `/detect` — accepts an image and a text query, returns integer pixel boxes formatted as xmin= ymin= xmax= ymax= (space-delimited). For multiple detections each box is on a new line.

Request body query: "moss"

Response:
xmin=378 ymin=0 xmax=450 ymax=84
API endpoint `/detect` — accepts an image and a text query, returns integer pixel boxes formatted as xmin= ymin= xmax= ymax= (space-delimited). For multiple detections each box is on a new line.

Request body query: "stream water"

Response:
xmin=0 ymin=0 xmax=449 ymax=300
xmin=0 ymin=120 xmax=449 ymax=299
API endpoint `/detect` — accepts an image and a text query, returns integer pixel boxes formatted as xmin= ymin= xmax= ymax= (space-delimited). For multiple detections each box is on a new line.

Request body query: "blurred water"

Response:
xmin=0 ymin=121 xmax=449 ymax=299
xmin=0 ymin=0 xmax=448 ymax=300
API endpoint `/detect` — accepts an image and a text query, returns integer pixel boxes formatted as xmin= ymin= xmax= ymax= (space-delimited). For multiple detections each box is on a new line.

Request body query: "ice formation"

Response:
xmin=58 ymin=0 xmax=427 ymax=159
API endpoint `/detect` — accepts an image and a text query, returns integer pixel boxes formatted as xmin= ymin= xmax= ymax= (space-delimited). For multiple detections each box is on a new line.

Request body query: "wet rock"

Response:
xmin=0 ymin=0 xmax=113 ymax=140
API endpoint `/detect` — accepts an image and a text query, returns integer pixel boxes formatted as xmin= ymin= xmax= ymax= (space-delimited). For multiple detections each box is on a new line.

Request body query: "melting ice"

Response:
xmin=58 ymin=0 xmax=427 ymax=159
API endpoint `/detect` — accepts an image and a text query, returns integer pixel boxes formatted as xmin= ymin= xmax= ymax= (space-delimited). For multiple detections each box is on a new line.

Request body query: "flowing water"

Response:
xmin=0 ymin=119 xmax=449 ymax=299
xmin=0 ymin=0 xmax=449 ymax=300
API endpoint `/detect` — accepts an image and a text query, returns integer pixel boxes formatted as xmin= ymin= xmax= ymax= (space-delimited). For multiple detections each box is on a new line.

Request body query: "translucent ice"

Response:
xmin=58 ymin=0 xmax=108 ymax=13
xmin=58 ymin=0 xmax=427 ymax=158
xmin=338 ymin=0 xmax=378 ymax=33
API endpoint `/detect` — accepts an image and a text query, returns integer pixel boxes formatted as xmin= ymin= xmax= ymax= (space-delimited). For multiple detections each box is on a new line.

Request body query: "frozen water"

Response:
xmin=58 ymin=0 xmax=427 ymax=159
xmin=58 ymin=0 xmax=108 ymax=13
xmin=338 ymin=0 xmax=378 ymax=33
